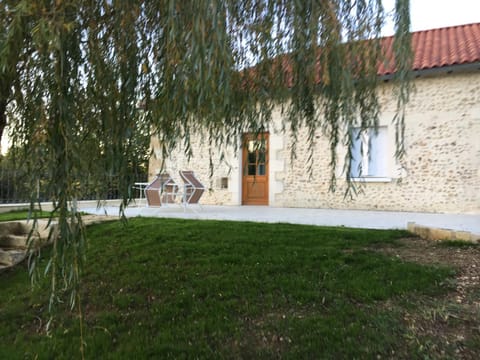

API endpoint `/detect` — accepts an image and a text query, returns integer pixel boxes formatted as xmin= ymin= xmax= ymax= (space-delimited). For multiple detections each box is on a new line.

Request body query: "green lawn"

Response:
xmin=0 ymin=218 xmax=457 ymax=359
xmin=0 ymin=209 xmax=53 ymax=222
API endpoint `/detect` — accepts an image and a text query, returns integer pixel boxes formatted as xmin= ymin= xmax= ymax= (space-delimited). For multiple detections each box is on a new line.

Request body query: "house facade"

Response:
xmin=149 ymin=23 xmax=480 ymax=214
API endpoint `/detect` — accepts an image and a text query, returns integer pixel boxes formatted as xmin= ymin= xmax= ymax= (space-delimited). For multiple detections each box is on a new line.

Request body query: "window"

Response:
xmin=349 ymin=126 xmax=389 ymax=179
xmin=220 ymin=177 xmax=228 ymax=189
xmin=246 ymin=139 xmax=267 ymax=176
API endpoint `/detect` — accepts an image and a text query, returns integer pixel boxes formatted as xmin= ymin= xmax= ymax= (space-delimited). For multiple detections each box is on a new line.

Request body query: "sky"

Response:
xmin=2 ymin=1 xmax=479 ymax=154
xmin=382 ymin=0 xmax=480 ymax=36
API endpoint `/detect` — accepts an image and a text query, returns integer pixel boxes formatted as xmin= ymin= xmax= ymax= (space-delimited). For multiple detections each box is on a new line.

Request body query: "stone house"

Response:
xmin=149 ymin=23 xmax=480 ymax=214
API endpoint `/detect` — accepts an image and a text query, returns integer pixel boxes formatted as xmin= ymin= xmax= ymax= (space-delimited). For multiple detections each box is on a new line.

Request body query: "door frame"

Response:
xmin=241 ymin=132 xmax=269 ymax=205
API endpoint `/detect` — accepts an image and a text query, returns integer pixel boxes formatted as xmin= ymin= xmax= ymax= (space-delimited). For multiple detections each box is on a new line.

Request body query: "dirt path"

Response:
xmin=376 ymin=238 xmax=480 ymax=359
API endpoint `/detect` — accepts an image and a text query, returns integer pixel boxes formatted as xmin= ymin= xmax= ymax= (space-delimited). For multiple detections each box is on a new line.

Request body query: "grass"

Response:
xmin=0 ymin=218 xmax=457 ymax=359
xmin=0 ymin=209 xmax=53 ymax=222
xmin=439 ymin=239 xmax=479 ymax=248
xmin=0 ymin=209 xmax=87 ymax=222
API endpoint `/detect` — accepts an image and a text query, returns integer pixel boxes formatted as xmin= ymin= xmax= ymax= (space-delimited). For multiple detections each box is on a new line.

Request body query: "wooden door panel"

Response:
xmin=246 ymin=182 xmax=267 ymax=199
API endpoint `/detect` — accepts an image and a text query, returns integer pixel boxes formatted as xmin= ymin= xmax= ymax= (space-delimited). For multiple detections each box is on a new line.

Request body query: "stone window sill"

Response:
xmin=351 ymin=177 xmax=392 ymax=183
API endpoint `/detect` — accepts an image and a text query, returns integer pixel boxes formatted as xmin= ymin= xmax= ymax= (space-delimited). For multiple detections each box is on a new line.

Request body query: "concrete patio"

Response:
xmin=82 ymin=204 xmax=480 ymax=240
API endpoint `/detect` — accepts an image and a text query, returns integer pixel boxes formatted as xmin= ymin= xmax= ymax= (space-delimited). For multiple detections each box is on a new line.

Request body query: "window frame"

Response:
xmin=349 ymin=126 xmax=391 ymax=182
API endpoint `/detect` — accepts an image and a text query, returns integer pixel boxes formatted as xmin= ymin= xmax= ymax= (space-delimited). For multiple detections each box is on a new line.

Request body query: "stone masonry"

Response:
xmin=149 ymin=71 xmax=480 ymax=214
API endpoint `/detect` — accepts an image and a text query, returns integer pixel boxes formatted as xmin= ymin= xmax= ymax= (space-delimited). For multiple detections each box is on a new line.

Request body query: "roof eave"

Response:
xmin=379 ymin=62 xmax=480 ymax=81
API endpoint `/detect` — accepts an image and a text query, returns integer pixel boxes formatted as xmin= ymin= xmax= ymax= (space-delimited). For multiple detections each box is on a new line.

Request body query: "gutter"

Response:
xmin=380 ymin=62 xmax=480 ymax=81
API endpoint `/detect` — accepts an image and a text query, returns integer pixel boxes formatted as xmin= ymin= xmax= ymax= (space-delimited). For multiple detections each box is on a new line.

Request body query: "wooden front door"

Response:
xmin=242 ymin=133 xmax=269 ymax=205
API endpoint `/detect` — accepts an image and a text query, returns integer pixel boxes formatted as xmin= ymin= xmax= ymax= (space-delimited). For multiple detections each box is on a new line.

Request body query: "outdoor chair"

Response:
xmin=144 ymin=173 xmax=179 ymax=207
xmin=179 ymin=170 xmax=205 ymax=210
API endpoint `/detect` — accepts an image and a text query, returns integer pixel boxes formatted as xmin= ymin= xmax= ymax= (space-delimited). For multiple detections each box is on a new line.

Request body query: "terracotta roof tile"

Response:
xmin=379 ymin=23 xmax=480 ymax=75
xmin=242 ymin=23 xmax=480 ymax=88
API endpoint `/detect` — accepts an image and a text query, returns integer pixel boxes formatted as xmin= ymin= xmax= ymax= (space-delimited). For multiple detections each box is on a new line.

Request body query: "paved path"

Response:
xmin=82 ymin=205 xmax=480 ymax=236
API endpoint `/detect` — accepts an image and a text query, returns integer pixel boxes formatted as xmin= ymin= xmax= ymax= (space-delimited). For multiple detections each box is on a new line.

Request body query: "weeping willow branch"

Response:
xmin=0 ymin=0 xmax=412 ymax=329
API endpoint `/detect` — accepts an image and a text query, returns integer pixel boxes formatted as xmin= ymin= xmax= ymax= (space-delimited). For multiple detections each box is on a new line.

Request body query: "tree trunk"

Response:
xmin=0 ymin=97 xmax=7 ymax=145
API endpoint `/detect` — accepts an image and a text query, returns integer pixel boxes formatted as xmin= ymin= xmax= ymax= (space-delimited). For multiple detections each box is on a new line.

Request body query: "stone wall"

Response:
xmin=149 ymin=134 xmax=240 ymax=205
xmin=149 ymin=70 xmax=480 ymax=214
